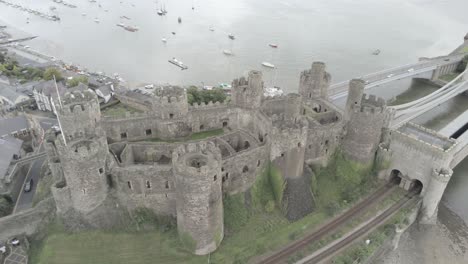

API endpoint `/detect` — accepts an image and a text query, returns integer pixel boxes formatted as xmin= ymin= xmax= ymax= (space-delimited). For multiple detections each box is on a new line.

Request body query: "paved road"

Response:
xmin=328 ymin=53 xmax=465 ymax=99
xmin=12 ymin=116 xmax=56 ymax=213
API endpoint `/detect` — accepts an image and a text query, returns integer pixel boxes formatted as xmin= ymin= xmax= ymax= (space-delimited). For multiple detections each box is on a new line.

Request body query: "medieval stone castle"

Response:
xmin=43 ymin=62 xmax=403 ymax=255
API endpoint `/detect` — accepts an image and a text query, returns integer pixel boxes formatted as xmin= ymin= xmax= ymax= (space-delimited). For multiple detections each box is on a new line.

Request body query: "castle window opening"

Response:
xmin=165 ymin=194 xmax=168 ymax=198
xmin=325 ymin=140 xmax=329 ymax=146
xmin=303 ymin=109 xmax=306 ymax=115
xmin=298 ymin=142 xmax=301 ymax=147
xmin=165 ymin=181 xmax=169 ymax=189
xmin=225 ymin=173 xmax=229 ymax=179
xmin=259 ymin=134 xmax=264 ymax=142
xmin=82 ymin=189 xmax=86 ymax=194
xmin=200 ymin=124 xmax=204 ymax=130
xmin=221 ymin=167 xmax=224 ymax=172
xmin=257 ymin=160 xmax=261 ymax=167
xmin=281 ymin=153 xmax=285 ymax=157
xmin=214 ymin=175 xmax=217 ymax=181
xmin=222 ymin=176 xmax=226 ymax=182
xmin=146 ymin=180 xmax=151 ymax=189
xmin=244 ymin=141 xmax=250 ymax=149
xmin=145 ymin=129 xmax=152 ymax=136
xmin=308 ymin=145 xmax=312 ymax=149
xmin=243 ymin=87 xmax=247 ymax=92
xmin=243 ymin=166 xmax=249 ymax=173
xmin=222 ymin=121 xmax=228 ymax=127
xmin=127 ymin=181 xmax=132 ymax=190
xmin=309 ymin=93 xmax=312 ymax=98
xmin=99 ymin=168 xmax=104 ymax=174
xmin=120 ymin=132 xmax=128 ymax=139
xmin=169 ymin=113 xmax=174 ymax=119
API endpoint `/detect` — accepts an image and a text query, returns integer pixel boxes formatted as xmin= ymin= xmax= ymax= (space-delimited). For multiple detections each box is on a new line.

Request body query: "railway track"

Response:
xmin=301 ymin=191 xmax=419 ymax=264
xmin=257 ymin=181 xmax=398 ymax=264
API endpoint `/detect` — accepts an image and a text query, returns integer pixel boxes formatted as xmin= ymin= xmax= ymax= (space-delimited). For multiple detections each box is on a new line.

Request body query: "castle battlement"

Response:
xmin=172 ymin=142 xmax=222 ymax=176
xmin=189 ymin=100 xmax=229 ymax=110
xmin=432 ymin=167 xmax=452 ymax=182
xmin=61 ymin=90 xmax=97 ymax=104
xmin=361 ymin=94 xmax=386 ymax=107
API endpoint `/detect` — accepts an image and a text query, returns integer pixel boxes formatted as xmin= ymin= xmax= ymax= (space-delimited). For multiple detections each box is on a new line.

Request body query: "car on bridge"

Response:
xmin=407 ymin=68 xmax=414 ymax=72
xmin=387 ymin=74 xmax=394 ymax=78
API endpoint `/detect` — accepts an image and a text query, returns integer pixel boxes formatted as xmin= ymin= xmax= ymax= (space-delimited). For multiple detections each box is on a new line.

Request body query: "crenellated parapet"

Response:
xmin=188 ymin=100 xmax=230 ymax=111
xmin=231 ymin=70 xmax=264 ymax=109
xmin=150 ymin=86 xmax=189 ymax=119
xmin=299 ymin=61 xmax=331 ymax=100
xmin=172 ymin=142 xmax=224 ymax=255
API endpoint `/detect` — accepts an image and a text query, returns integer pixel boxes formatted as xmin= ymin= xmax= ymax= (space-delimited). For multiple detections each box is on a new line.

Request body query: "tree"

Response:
xmin=0 ymin=53 xmax=5 ymax=64
xmin=0 ymin=195 xmax=12 ymax=217
xmin=186 ymin=87 xmax=227 ymax=105
xmin=457 ymin=55 xmax=468 ymax=73
xmin=43 ymin=67 xmax=63 ymax=81
xmin=67 ymin=76 xmax=88 ymax=88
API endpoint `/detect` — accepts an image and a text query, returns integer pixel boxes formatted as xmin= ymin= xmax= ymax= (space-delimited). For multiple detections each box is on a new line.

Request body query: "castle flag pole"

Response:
xmin=53 ymin=75 xmax=67 ymax=146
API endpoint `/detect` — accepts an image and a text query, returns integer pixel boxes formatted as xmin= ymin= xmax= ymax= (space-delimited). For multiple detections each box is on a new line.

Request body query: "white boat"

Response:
xmin=161 ymin=38 xmax=167 ymax=43
xmin=81 ymin=13 xmax=87 ymax=16
xmin=223 ymin=50 xmax=233 ymax=56
xmin=117 ymin=23 xmax=125 ymax=27
xmin=261 ymin=62 xmax=275 ymax=68
xmin=209 ymin=26 xmax=214 ymax=31
xmin=94 ymin=18 xmax=100 ymax=23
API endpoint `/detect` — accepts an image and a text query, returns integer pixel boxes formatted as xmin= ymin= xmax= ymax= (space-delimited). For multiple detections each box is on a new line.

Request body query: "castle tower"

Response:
xmin=299 ymin=62 xmax=331 ymax=100
xmin=151 ymin=86 xmax=189 ymax=119
xmin=342 ymin=94 xmax=387 ymax=165
xmin=172 ymin=142 xmax=224 ymax=255
xmin=55 ymin=90 xmax=102 ymax=140
xmin=421 ymin=168 xmax=452 ymax=224
xmin=344 ymin=79 xmax=365 ymax=120
xmin=53 ymin=91 xmax=109 ymax=213
xmin=231 ymin=70 xmax=264 ymax=109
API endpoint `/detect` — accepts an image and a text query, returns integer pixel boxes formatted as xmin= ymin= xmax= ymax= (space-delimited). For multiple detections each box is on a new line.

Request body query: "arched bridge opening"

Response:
xmin=409 ymin=179 xmax=423 ymax=195
xmin=389 ymin=169 xmax=402 ymax=185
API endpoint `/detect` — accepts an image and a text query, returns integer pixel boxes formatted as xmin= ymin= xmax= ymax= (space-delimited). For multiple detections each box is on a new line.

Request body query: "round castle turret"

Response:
xmin=342 ymin=92 xmax=387 ymax=165
xmin=421 ymin=167 xmax=452 ymax=223
xmin=344 ymin=79 xmax=365 ymax=120
xmin=51 ymin=90 xmax=109 ymax=213
xmin=55 ymin=90 xmax=102 ymax=140
xmin=172 ymin=142 xmax=223 ymax=255
xmin=231 ymin=70 xmax=264 ymax=109
xmin=299 ymin=61 xmax=331 ymax=100
xmin=151 ymin=86 xmax=188 ymax=119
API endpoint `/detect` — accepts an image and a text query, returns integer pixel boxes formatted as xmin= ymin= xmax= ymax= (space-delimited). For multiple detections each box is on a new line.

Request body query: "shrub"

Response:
xmin=43 ymin=67 xmax=63 ymax=81
xmin=67 ymin=76 xmax=88 ymax=87
xmin=187 ymin=86 xmax=227 ymax=105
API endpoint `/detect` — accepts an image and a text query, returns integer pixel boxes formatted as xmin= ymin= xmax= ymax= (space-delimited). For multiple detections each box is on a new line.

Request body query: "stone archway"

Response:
xmin=410 ymin=179 xmax=423 ymax=194
xmin=389 ymin=169 xmax=403 ymax=185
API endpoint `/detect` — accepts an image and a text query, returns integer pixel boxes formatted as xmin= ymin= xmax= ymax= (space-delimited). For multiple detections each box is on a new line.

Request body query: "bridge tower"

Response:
xmin=172 ymin=142 xmax=224 ymax=255
xmin=421 ymin=167 xmax=452 ymax=224
xmin=52 ymin=91 xmax=109 ymax=213
xmin=342 ymin=94 xmax=387 ymax=165
xmin=231 ymin=70 xmax=264 ymax=109
xmin=299 ymin=61 xmax=331 ymax=100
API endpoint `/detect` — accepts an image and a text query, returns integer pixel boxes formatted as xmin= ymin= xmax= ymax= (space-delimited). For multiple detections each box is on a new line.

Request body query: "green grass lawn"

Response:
xmin=460 ymin=46 xmax=468 ymax=54
xmin=101 ymin=103 xmax=142 ymax=118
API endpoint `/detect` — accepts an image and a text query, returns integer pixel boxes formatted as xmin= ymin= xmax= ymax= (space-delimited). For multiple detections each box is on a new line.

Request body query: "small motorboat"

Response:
xmin=162 ymin=38 xmax=167 ymax=43
xmin=172 ymin=32 xmax=176 ymax=35
xmin=117 ymin=23 xmax=125 ymax=27
xmin=228 ymin=34 xmax=235 ymax=40
xmin=169 ymin=58 xmax=188 ymax=70
xmin=209 ymin=26 xmax=214 ymax=32
xmin=124 ymin=25 xmax=138 ymax=32
xmin=223 ymin=50 xmax=233 ymax=56
xmin=157 ymin=9 xmax=164 ymax=15
xmin=94 ymin=18 xmax=100 ymax=23
xmin=372 ymin=49 xmax=381 ymax=55
xmin=261 ymin=62 xmax=275 ymax=68
xmin=178 ymin=17 xmax=182 ymax=23
xmin=269 ymin=43 xmax=278 ymax=48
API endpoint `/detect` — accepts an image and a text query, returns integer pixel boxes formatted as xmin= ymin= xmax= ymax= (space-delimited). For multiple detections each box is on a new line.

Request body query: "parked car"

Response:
xmin=24 ymin=179 xmax=33 ymax=192
xmin=9 ymin=238 xmax=20 ymax=247
xmin=387 ymin=74 xmax=394 ymax=78
xmin=407 ymin=68 xmax=414 ymax=72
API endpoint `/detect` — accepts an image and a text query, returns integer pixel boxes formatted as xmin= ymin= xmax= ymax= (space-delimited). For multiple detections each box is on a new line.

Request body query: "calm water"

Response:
xmin=1 ymin=0 xmax=468 ymax=221
xmin=0 ymin=0 xmax=467 ymax=90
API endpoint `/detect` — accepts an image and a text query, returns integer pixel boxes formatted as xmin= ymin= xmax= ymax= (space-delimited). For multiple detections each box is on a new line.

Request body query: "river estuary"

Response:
xmin=1 ymin=0 xmax=468 ymax=261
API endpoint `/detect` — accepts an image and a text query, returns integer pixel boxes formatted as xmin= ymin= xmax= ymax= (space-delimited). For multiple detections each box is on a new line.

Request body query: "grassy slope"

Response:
xmin=147 ymin=129 xmax=224 ymax=143
xmin=101 ymin=103 xmax=142 ymax=117
xmin=31 ymin=153 xmax=381 ymax=264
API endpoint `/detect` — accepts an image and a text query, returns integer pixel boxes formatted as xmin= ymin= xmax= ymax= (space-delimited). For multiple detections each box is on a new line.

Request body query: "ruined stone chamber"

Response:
xmin=172 ymin=142 xmax=224 ymax=255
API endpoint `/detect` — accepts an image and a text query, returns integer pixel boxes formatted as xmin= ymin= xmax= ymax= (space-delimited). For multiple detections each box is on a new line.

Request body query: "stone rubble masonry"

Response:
xmin=37 ymin=61 xmax=462 ymax=255
xmin=173 ymin=142 xmax=223 ymax=255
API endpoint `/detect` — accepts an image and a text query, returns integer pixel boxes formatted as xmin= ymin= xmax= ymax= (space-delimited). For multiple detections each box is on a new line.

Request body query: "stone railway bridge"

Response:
xmin=353 ymin=61 xmax=468 ymax=224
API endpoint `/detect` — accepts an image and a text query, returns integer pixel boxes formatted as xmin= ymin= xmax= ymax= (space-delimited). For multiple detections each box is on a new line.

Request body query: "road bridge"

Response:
xmin=329 ymin=54 xmax=465 ymax=100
